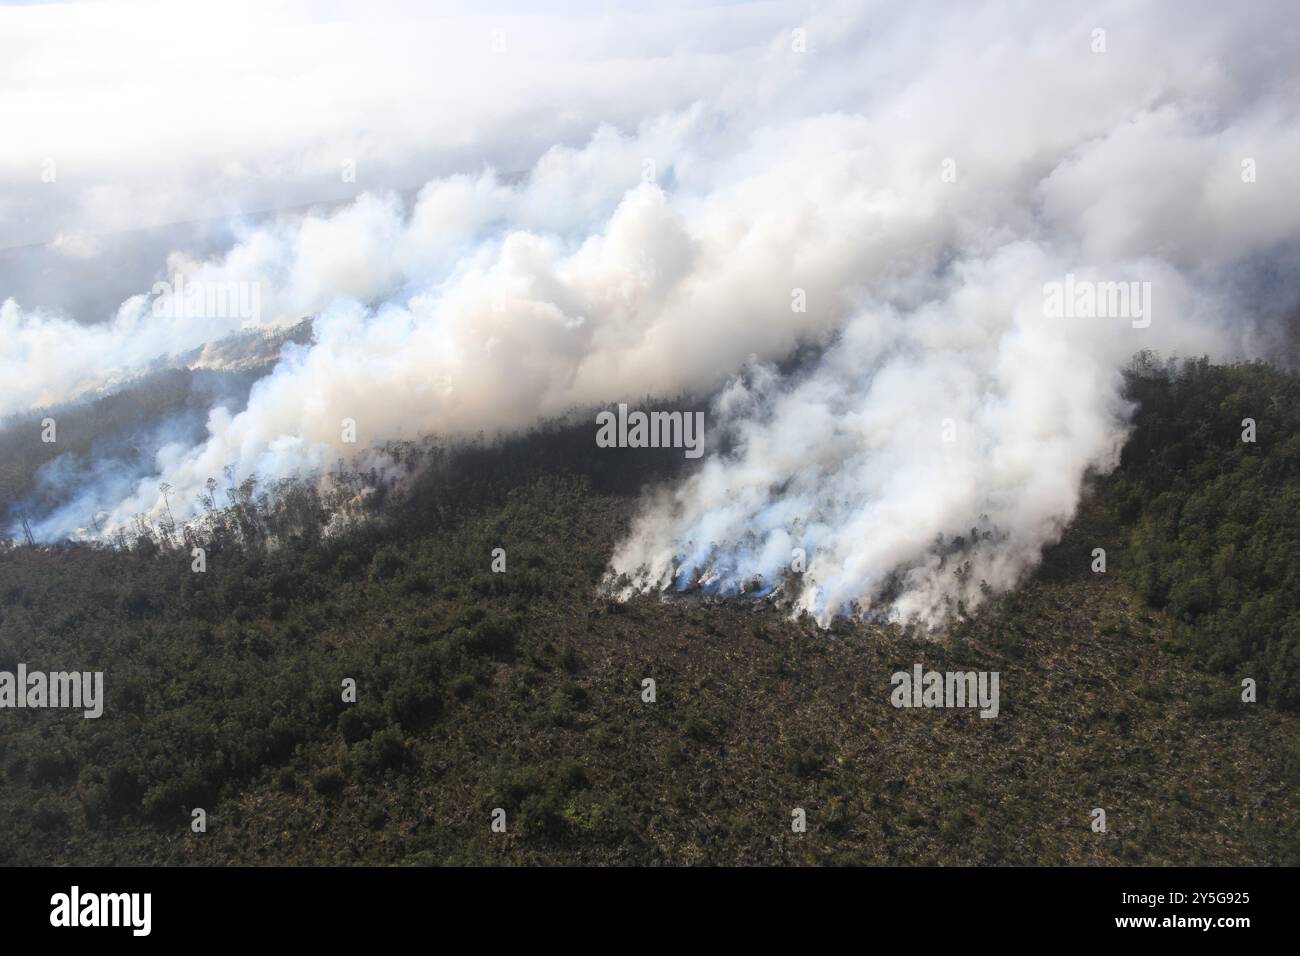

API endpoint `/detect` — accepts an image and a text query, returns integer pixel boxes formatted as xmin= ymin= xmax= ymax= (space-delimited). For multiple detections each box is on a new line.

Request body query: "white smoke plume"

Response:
xmin=5 ymin=1 xmax=1300 ymax=623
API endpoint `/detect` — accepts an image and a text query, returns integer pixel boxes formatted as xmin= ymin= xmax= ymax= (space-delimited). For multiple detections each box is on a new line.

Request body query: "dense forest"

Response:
xmin=0 ymin=357 xmax=1297 ymax=865
xmin=1111 ymin=354 xmax=1300 ymax=710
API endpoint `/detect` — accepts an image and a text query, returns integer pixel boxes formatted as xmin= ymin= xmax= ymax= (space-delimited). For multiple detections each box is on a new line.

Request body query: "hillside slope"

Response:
xmin=2 ymin=373 xmax=1298 ymax=864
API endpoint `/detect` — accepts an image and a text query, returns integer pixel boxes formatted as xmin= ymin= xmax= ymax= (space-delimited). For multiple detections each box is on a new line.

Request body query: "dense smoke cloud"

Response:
xmin=4 ymin=1 xmax=1300 ymax=622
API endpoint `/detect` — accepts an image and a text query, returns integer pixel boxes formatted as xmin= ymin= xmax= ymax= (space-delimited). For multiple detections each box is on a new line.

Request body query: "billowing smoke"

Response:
xmin=5 ymin=1 xmax=1300 ymax=623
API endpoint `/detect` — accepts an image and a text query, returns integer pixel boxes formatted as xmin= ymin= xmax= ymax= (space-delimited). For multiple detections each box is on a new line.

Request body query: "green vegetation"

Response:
xmin=0 ymin=361 xmax=1297 ymax=865
xmin=1111 ymin=354 xmax=1300 ymax=710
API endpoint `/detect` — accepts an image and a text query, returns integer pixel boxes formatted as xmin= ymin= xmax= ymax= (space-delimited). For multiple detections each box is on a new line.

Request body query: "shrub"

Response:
xmin=558 ymin=761 xmax=591 ymax=792
xmin=940 ymin=810 xmax=976 ymax=845
xmin=369 ymin=545 xmax=407 ymax=582
xmin=385 ymin=678 xmax=443 ymax=729
xmin=105 ymin=766 xmax=145 ymax=815
xmin=313 ymin=767 xmax=346 ymax=797
xmin=30 ymin=749 xmax=78 ymax=786
xmin=464 ymin=612 xmax=523 ymax=658
xmin=355 ymin=727 xmax=411 ymax=776
xmin=517 ymin=791 xmax=566 ymax=840
xmin=337 ymin=707 xmax=371 ymax=743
